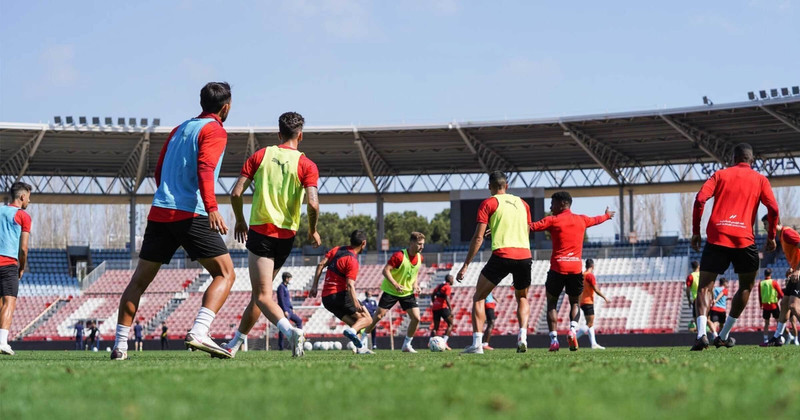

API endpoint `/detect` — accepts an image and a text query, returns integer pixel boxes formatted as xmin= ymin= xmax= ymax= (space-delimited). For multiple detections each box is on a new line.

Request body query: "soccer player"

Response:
xmin=759 ymin=268 xmax=783 ymax=346
xmin=160 ymin=322 xmax=169 ymax=350
xmin=482 ymin=291 xmax=497 ymax=350
xmin=133 ymin=320 xmax=143 ymax=351
xmin=430 ymin=274 xmax=454 ymax=350
xmin=0 ymin=182 xmax=32 ymax=356
xmin=361 ymin=291 xmax=378 ymax=349
xmin=222 ymin=112 xmax=320 ymax=358
xmin=458 ymin=171 xmax=533 ymax=354
xmin=74 ymin=320 xmax=84 ymax=351
xmin=530 ymin=191 xmax=614 ymax=352
xmin=690 ymin=143 xmax=779 ymax=351
xmin=364 ymin=232 xmax=426 ymax=353
xmin=766 ymin=217 xmax=800 ymax=346
xmin=576 ymin=259 xmax=609 ymax=350
xmin=111 ymin=82 xmax=236 ymax=360
xmin=276 ymin=272 xmax=304 ymax=351
xmin=686 ymin=260 xmax=700 ymax=330
xmin=309 ymin=230 xmax=373 ymax=354
xmin=708 ymin=278 xmax=729 ymax=340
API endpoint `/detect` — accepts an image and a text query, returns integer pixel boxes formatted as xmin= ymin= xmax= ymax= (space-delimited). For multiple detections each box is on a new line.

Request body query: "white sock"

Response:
xmin=276 ymin=318 xmax=293 ymax=337
xmin=709 ymin=328 xmax=718 ymax=339
xmin=403 ymin=336 xmax=413 ymax=348
xmin=443 ymin=335 xmax=449 ymax=343
xmin=230 ymin=330 xmax=246 ymax=351
xmin=588 ymin=326 xmax=597 ymax=346
xmin=719 ymin=316 xmax=737 ymax=340
xmin=569 ymin=321 xmax=578 ymax=333
xmin=472 ymin=332 xmax=483 ymax=347
xmin=549 ymin=331 xmax=558 ymax=344
xmin=518 ymin=329 xmax=527 ymax=343
xmin=113 ymin=324 xmax=130 ymax=352
xmin=696 ymin=316 xmax=707 ymax=339
xmin=0 ymin=329 xmax=8 ymax=346
xmin=189 ymin=307 xmax=216 ymax=337
xmin=775 ymin=323 xmax=786 ymax=338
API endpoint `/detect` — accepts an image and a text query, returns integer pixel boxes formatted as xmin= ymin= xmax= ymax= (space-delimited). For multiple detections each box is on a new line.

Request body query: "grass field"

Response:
xmin=1 ymin=346 xmax=799 ymax=419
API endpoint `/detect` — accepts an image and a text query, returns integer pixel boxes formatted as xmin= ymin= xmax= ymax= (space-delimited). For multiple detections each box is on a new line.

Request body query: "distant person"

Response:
xmin=690 ymin=143 xmax=778 ymax=351
xmin=429 ymin=275 xmax=454 ymax=350
xmin=576 ymin=259 xmax=609 ymax=349
xmin=74 ymin=320 xmax=84 ymax=351
xmin=360 ymin=291 xmax=378 ymax=349
xmin=88 ymin=321 xmax=99 ymax=351
xmin=759 ymin=268 xmax=783 ymax=346
xmin=765 ymin=218 xmax=800 ymax=347
xmin=708 ymin=278 xmax=729 ymax=340
xmin=276 ymin=272 xmax=303 ymax=351
xmin=0 ymin=182 xmax=32 ymax=356
xmin=686 ymin=260 xmax=700 ymax=330
xmin=161 ymin=322 xmax=169 ymax=350
xmin=530 ymin=191 xmax=614 ymax=352
xmin=133 ymin=320 xmax=143 ymax=351
xmin=482 ymin=291 xmax=497 ymax=350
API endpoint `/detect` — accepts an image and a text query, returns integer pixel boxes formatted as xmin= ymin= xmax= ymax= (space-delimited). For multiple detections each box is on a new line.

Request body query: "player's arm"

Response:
xmin=18 ymin=231 xmax=29 ymax=277
xmin=685 ymin=278 xmax=693 ymax=303
xmin=306 ymin=186 xmax=321 ymax=247
xmin=230 ymin=176 xmax=252 ymax=243
xmin=712 ymin=291 xmax=723 ymax=305
xmin=383 ymin=262 xmax=404 ymax=293
xmin=412 ymin=257 xmax=423 ymax=294
xmin=776 ymin=281 xmax=784 ymax=299
xmin=584 ymin=208 xmax=615 ymax=227
xmin=691 ymin=175 xmax=717 ymax=251
xmin=309 ymin=256 xmax=329 ymax=298
xmin=591 ymin=283 xmax=608 ymax=303
xmin=347 ymin=278 xmax=364 ymax=313
xmin=761 ymin=179 xmax=779 ymax=252
xmin=529 ymin=216 xmax=554 ymax=232
xmin=445 ymin=292 xmax=452 ymax=310
xmin=457 ymin=223 xmax=487 ymax=282
xmin=197 ymin=126 xmax=228 ymax=234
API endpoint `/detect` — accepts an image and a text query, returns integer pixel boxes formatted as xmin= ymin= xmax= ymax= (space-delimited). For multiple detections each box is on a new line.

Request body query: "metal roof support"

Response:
xmin=759 ymin=106 xmax=800 ymax=134
xmin=246 ymin=129 xmax=257 ymax=156
xmin=452 ymin=122 xmax=515 ymax=173
xmin=133 ymin=131 xmax=150 ymax=192
xmin=353 ymin=128 xmax=393 ymax=193
xmin=0 ymin=128 xmax=47 ymax=183
xmin=114 ymin=133 xmax=150 ymax=194
xmin=15 ymin=128 xmax=46 ymax=183
xmin=559 ymin=122 xmax=632 ymax=185
xmin=659 ymin=115 xmax=729 ymax=165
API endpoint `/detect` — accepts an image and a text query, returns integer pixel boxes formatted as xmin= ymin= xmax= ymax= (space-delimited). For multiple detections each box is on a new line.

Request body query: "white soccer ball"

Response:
xmin=92 ymin=347 xmax=99 ymax=352
xmin=106 ymin=347 xmax=111 ymax=352
xmin=429 ymin=336 xmax=446 ymax=352
xmin=313 ymin=341 xmax=322 ymax=350
xmin=334 ymin=341 xmax=343 ymax=350
xmin=303 ymin=341 xmax=313 ymax=351
xmin=321 ymin=341 xmax=331 ymax=351
xmin=346 ymin=341 xmax=356 ymax=352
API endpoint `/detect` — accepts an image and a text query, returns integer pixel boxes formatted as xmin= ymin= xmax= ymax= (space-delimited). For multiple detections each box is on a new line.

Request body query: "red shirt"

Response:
xmin=530 ymin=210 xmax=611 ymax=274
xmin=321 ymin=246 xmax=360 ymax=297
xmin=240 ymin=145 xmax=319 ymax=238
xmin=388 ymin=250 xmax=421 ymax=268
xmin=148 ymin=113 xmax=228 ymax=222
xmin=693 ymin=163 xmax=779 ymax=248
xmin=476 ymin=197 xmax=532 ymax=259
xmin=780 ymin=227 xmax=800 ymax=269
xmin=431 ymin=283 xmax=451 ymax=311
xmin=0 ymin=205 xmax=32 ymax=266
xmin=685 ymin=274 xmax=696 ymax=289
xmin=580 ymin=272 xmax=597 ymax=305
xmin=758 ymin=279 xmax=784 ymax=310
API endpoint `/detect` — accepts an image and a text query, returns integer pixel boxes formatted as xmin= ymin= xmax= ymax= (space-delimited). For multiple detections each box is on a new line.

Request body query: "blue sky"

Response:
xmin=2 ymin=1 xmax=798 ymax=240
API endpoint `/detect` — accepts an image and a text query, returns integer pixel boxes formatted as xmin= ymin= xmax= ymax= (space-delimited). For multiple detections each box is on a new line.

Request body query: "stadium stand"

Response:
xmin=8 ymin=296 xmax=62 ymax=338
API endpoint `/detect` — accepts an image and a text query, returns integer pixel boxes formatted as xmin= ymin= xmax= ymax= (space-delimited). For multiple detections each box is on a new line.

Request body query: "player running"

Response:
xmin=575 ymin=259 xmax=608 ymax=350
xmin=767 ymin=217 xmax=800 ymax=346
xmin=112 ymin=82 xmax=237 ymax=361
xmin=310 ymin=230 xmax=374 ymax=354
xmin=759 ymin=268 xmax=783 ymax=346
xmin=708 ymin=278 xmax=728 ymax=340
xmin=364 ymin=232 xmax=426 ymax=353
xmin=690 ymin=143 xmax=779 ymax=351
xmin=482 ymin=291 xmax=497 ymax=350
xmin=222 ymin=112 xmax=320 ymax=358
xmin=430 ymin=274 xmax=454 ymax=350
xmin=0 ymin=182 xmax=32 ymax=356
xmin=530 ymin=191 xmax=614 ymax=352
xmin=458 ymin=171 xmax=533 ymax=354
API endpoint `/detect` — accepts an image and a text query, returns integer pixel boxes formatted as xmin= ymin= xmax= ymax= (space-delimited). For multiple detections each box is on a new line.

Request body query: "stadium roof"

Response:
xmin=2 ymin=95 xmax=800 ymax=202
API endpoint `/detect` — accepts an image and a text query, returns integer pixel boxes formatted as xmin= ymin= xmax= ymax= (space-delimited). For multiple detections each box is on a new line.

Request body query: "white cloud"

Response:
xmin=40 ymin=45 xmax=78 ymax=86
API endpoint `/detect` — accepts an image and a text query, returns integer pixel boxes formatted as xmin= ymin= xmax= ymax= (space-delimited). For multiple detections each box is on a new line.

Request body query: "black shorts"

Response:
xmin=378 ymin=292 xmax=418 ymax=311
xmin=480 ymin=255 xmax=532 ymax=290
xmin=135 ymin=336 xmax=143 ymax=343
xmin=784 ymin=281 xmax=800 ymax=298
xmin=245 ymin=229 xmax=295 ymax=270
xmin=700 ymin=243 xmax=759 ymax=274
xmin=432 ymin=308 xmax=451 ymax=323
xmin=485 ymin=307 xmax=496 ymax=322
xmin=763 ymin=308 xmax=780 ymax=320
xmin=710 ymin=310 xmax=727 ymax=324
xmin=139 ymin=216 xmax=229 ymax=264
xmin=580 ymin=304 xmax=595 ymax=317
xmin=545 ymin=270 xmax=584 ymax=297
xmin=322 ymin=291 xmax=358 ymax=320
xmin=0 ymin=264 xmax=19 ymax=298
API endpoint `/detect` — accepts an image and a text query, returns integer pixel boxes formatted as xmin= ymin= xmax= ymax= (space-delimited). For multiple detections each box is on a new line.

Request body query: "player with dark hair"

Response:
xmin=459 ymin=171 xmax=533 ymax=354
xmin=576 ymin=259 xmax=608 ymax=349
xmin=276 ymin=272 xmax=304 ymax=351
xmin=430 ymin=274 xmax=454 ymax=350
xmin=222 ymin=111 xmax=320 ymax=358
xmin=759 ymin=268 xmax=783 ymax=346
xmin=530 ymin=191 xmax=614 ymax=351
xmin=310 ymin=230 xmax=374 ymax=354
xmin=482 ymin=291 xmax=497 ymax=350
xmin=708 ymin=277 xmax=728 ymax=340
xmin=360 ymin=291 xmax=378 ymax=348
xmin=0 ymin=182 xmax=32 ymax=356
xmin=690 ymin=143 xmax=779 ymax=350
xmin=133 ymin=320 xmax=143 ymax=351
xmin=111 ymin=82 xmax=236 ymax=360
xmin=686 ymin=260 xmax=700 ymax=327
xmin=365 ymin=232 xmax=426 ymax=353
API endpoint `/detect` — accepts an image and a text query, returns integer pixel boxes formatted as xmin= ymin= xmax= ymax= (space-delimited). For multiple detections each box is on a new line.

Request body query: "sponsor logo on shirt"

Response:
xmin=272 ymin=158 xmax=289 ymax=173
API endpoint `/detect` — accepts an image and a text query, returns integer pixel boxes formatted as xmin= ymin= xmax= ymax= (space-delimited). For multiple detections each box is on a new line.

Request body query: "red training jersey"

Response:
xmin=476 ymin=197 xmax=532 ymax=260
xmin=0 ymin=204 xmax=32 ymax=267
xmin=240 ymin=144 xmax=319 ymax=238
xmin=321 ymin=246 xmax=360 ymax=297
xmin=685 ymin=274 xmax=696 ymax=289
xmin=431 ymin=283 xmax=451 ymax=311
xmin=780 ymin=227 xmax=800 ymax=269
xmin=692 ymin=163 xmax=778 ymax=248
xmin=580 ymin=272 xmax=597 ymax=305
xmin=530 ymin=210 xmax=611 ymax=274
xmin=149 ymin=113 xmax=228 ymax=222
xmin=758 ymin=279 xmax=784 ymax=310
xmin=388 ymin=250 xmax=421 ymax=268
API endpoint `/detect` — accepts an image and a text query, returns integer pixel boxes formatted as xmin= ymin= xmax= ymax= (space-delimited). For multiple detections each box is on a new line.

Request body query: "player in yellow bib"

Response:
xmin=364 ymin=232 xmax=425 ymax=353
xmin=222 ymin=112 xmax=321 ymax=358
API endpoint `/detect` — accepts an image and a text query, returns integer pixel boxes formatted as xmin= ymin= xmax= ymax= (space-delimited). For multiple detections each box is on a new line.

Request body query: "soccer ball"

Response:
xmin=429 ymin=336 xmax=446 ymax=352
xmin=321 ymin=342 xmax=331 ymax=351
xmin=313 ymin=341 xmax=322 ymax=350
xmin=105 ymin=347 xmax=111 ymax=352
xmin=346 ymin=341 xmax=356 ymax=352
xmin=333 ymin=341 xmax=343 ymax=350
xmin=92 ymin=347 xmax=99 ymax=352
xmin=303 ymin=341 xmax=313 ymax=351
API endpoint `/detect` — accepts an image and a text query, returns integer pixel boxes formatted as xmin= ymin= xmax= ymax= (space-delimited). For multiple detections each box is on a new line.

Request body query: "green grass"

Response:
xmin=1 ymin=346 xmax=799 ymax=419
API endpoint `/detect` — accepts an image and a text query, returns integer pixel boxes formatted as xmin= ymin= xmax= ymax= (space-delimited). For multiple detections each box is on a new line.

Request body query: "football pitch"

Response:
xmin=1 ymin=346 xmax=799 ymax=419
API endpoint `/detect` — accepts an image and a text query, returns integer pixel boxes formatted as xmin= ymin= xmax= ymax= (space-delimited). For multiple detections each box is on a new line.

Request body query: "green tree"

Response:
xmin=384 ymin=211 xmax=430 ymax=249
xmin=429 ymin=208 xmax=450 ymax=246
